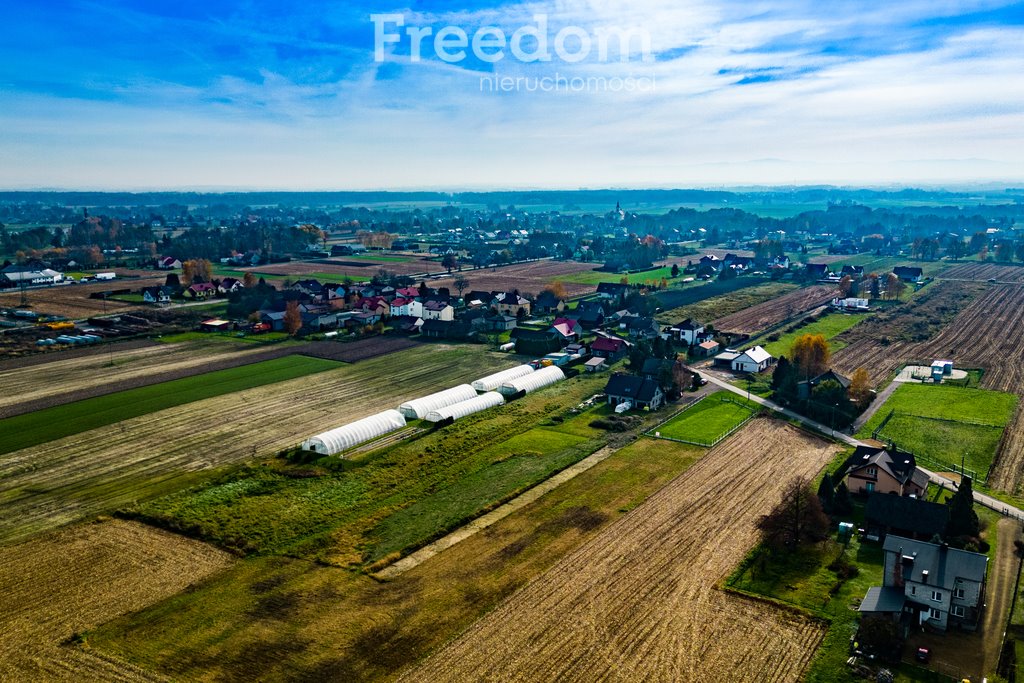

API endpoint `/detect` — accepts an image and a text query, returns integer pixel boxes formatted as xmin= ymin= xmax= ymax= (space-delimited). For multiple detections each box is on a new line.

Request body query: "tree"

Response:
xmin=817 ymin=473 xmax=835 ymax=514
xmin=453 ymin=275 xmax=470 ymax=297
xmin=284 ymin=300 xmax=303 ymax=337
xmin=757 ymin=477 xmax=830 ymax=550
xmin=441 ymin=253 xmax=458 ymax=273
xmin=838 ymin=275 xmax=854 ymax=297
xmin=868 ymin=273 xmax=881 ymax=299
xmin=670 ymin=263 xmax=680 ymax=278
xmin=164 ymin=273 xmax=181 ymax=288
xmin=946 ymin=476 xmax=981 ymax=541
xmin=544 ymin=281 xmax=568 ymax=300
xmin=182 ymin=259 xmax=212 ymax=285
xmin=771 ymin=355 xmax=799 ymax=402
xmin=242 ymin=271 xmax=257 ymax=288
xmin=790 ymin=334 xmax=831 ymax=379
xmin=849 ymin=367 xmax=872 ymax=408
xmin=833 ymin=481 xmax=853 ymax=515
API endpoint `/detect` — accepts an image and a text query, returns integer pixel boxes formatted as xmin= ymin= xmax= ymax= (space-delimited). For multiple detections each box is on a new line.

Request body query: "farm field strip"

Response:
xmin=0 ymin=345 xmax=513 ymax=545
xmin=655 ymin=281 xmax=797 ymax=325
xmin=752 ymin=311 xmax=871 ymax=357
xmin=0 ymin=355 xmax=343 ymax=455
xmin=429 ymin=260 xmax=603 ymax=298
xmin=403 ymin=420 xmax=837 ymax=683
xmin=0 ymin=277 xmax=167 ymax=318
xmin=941 ymin=263 xmax=1024 ymax=282
xmin=0 ymin=519 xmax=233 ymax=682
xmin=713 ymin=284 xmax=837 ymax=335
xmin=0 ymin=340 xmax=273 ymax=416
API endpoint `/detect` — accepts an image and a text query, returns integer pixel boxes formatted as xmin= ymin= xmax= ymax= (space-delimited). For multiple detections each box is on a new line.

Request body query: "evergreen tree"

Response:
xmin=946 ymin=477 xmax=981 ymax=540
xmin=834 ymin=481 xmax=853 ymax=515
xmin=817 ymin=473 xmax=835 ymax=514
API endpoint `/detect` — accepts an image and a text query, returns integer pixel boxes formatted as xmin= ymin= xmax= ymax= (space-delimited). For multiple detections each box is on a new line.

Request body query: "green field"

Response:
xmin=656 ymin=282 xmax=797 ymax=324
xmin=0 ymin=355 xmax=341 ymax=456
xmin=129 ymin=371 xmax=613 ymax=563
xmin=754 ymin=312 xmax=872 ymax=357
xmin=560 ymin=265 xmax=678 ymax=287
xmin=654 ymin=392 xmax=758 ymax=445
xmin=857 ymin=384 xmax=1018 ymax=475
xmin=156 ymin=331 xmax=293 ymax=344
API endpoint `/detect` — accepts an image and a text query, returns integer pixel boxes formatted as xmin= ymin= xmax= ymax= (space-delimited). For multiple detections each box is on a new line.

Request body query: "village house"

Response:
xmin=291 ymin=279 xmax=324 ymax=299
xmin=797 ymin=369 xmax=851 ymax=400
xmin=422 ymin=301 xmax=455 ymax=321
xmin=141 ymin=285 xmax=174 ymax=305
xmin=863 ymin=494 xmax=949 ymax=543
xmin=493 ymin=292 xmax=531 ymax=316
xmin=695 ymin=340 xmax=720 ymax=358
xmin=669 ymin=318 xmax=708 ymax=346
xmin=859 ymin=536 xmax=988 ymax=632
xmin=551 ymin=317 xmax=583 ymax=342
xmin=158 ymin=256 xmax=182 ymax=270
xmin=839 ymin=445 xmax=928 ymax=497
xmin=893 ymin=266 xmax=924 ymax=283
xmin=534 ymin=290 xmax=567 ymax=314
xmin=217 ymin=277 xmax=244 ymax=294
xmin=575 ymin=301 xmax=606 ymax=329
xmin=185 ymin=282 xmax=217 ymax=300
xmin=590 ymin=335 xmax=631 ymax=361
xmin=730 ymin=346 xmax=775 ymax=373
xmin=595 ymin=282 xmax=633 ymax=300
xmin=603 ymin=374 xmax=665 ymax=411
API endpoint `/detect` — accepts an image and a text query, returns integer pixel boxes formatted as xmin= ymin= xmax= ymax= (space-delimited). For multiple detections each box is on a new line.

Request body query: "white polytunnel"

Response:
xmin=425 ymin=392 xmax=505 ymax=423
xmin=398 ymin=384 xmax=478 ymax=420
xmin=301 ymin=410 xmax=406 ymax=456
xmin=471 ymin=365 xmax=535 ymax=392
xmin=499 ymin=366 xmax=565 ymax=396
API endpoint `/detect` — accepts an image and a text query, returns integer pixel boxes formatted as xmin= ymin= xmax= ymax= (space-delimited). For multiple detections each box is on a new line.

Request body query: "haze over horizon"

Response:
xmin=2 ymin=0 xmax=1023 ymax=190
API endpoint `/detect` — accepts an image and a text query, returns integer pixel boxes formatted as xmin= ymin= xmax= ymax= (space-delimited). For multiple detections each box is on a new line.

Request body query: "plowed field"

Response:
xmin=713 ymin=285 xmax=837 ymax=335
xmin=0 ymin=278 xmax=165 ymax=318
xmin=430 ymin=260 xmax=601 ymax=298
xmin=0 ymin=519 xmax=233 ymax=682
xmin=402 ymin=419 xmax=837 ymax=683
xmin=943 ymin=263 xmax=1024 ymax=282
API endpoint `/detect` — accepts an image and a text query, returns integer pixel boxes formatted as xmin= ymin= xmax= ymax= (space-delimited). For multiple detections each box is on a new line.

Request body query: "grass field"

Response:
xmin=156 ymin=330 xmax=293 ymax=344
xmin=129 ymin=371 xmax=612 ymax=564
xmin=559 ymin=265 xmax=677 ymax=286
xmin=0 ymin=355 xmax=342 ymax=456
xmin=857 ymin=383 xmax=1018 ymax=476
xmin=655 ymin=392 xmax=758 ymax=444
xmin=755 ymin=312 xmax=871 ymax=357
xmin=87 ymin=431 xmax=705 ymax=681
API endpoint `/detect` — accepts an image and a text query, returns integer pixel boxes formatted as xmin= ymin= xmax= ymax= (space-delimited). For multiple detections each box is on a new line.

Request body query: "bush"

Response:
xmin=589 ymin=415 xmax=642 ymax=432
xmin=828 ymin=553 xmax=860 ymax=580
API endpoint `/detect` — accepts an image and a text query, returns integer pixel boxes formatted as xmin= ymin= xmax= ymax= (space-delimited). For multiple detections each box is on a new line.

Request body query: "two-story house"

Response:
xmin=859 ymin=535 xmax=988 ymax=632
xmin=840 ymin=446 xmax=928 ymax=497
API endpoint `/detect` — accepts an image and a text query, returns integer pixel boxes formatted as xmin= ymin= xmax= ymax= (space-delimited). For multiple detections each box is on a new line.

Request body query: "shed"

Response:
xmin=425 ymin=392 xmax=505 ymax=422
xmin=584 ymin=357 xmax=608 ymax=373
xmin=399 ymin=385 xmax=478 ymax=419
xmin=301 ymin=410 xmax=406 ymax=456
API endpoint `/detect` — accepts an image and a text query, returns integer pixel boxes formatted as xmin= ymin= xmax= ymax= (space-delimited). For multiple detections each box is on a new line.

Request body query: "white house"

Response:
xmin=670 ymin=318 xmax=707 ymax=345
xmin=422 ymin=301 xmax=454 ymax=321
xmin=731 ymin=346 xmax=775 ymax=373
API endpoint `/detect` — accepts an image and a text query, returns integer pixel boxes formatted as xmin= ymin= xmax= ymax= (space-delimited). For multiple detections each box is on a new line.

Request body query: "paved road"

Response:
xmin=850 ymin=378 xmax=900 ymax=432
xmin=700 ymin=371 xmax=1024 ymax=520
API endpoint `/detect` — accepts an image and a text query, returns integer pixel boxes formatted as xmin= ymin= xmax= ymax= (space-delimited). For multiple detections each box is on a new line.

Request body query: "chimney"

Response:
xmin=921 ymin=569 xmax=929 ymax=584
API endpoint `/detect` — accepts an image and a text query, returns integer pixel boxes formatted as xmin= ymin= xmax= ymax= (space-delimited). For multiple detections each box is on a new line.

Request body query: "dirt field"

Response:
xmin=430 ymin=260 xmax=602 ymax=298
xmin=0 ymin=277 xmax=165 ymax=318
xmin=0 ymin=519 xmax=233 ymax=682
xmin=831 ymin=280 xmax=985 ymax=383
xmin=0 ymin=345 xmax=512 ymax=545
xmin=943 ymin=262 xmax=1024 ymax=282
xmin=402 ymin=419 xmax=837 ymax=683
xmin=713 ymin=284 xmax=837 ymax=334
xmin=243 ymin=256 xmax=436 ymax=278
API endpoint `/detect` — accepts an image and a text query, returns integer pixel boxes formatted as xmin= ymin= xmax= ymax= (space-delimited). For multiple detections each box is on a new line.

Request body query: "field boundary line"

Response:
xmin=373 ymin=445 xmax=617 ymax=580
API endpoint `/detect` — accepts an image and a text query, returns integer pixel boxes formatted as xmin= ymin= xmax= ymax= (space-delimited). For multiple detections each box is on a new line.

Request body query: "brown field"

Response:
xmin=0 ymin=345 xmax=512 ymax=545
xmin=243 ymin=256 xmax=435 ymax=278
xmin=0 ymin=278 xmax=166 ymax=318
xmin=0 ymin=340 xmax=273 ymax=418
xmin=713 ymin=284 xmax=837 ymax=334
xmin=0 ymin=519 xmax=233 ymax=682
xmin=830 ymin=280 xmax=985 ymax=383
xmin=943 ymin=262 xmax=1024 ymax=282
xmin=403 ymin=420 xmax=837 ymax=683
xmin=430 ymin=260 xmax=602 ymax=297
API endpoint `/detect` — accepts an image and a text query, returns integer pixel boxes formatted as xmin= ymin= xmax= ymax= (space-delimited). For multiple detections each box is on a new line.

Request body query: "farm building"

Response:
xmin=399 ymin=384 xmax=478 ymax=419
xmin=931 ymin=360 xmax=954 ymax=381
xmin=731 ymin=346 xmax=775 ymax=373
xmin=301 ymin=410 xmax=407 ymax=455
xmin=499 ymin=366 xmax=565 ymax=396
xmin=713 ymin=350 xmax=741 ymax=367
xmin=832 ymin=297 xmax=870 ymax=311
xmin=425 ymin=392 xmax=505 ymax=422
xmin=584 ymin=357 xmax=607 ymax=372
xmin=472 ymin=365 xmax=535 ymax=392
xmin=863 ymin=493 xmax=949 ymax=542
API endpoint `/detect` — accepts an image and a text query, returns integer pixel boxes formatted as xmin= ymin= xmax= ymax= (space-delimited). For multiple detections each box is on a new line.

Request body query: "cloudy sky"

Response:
xmin=0 ymin=0 xmax=1022 ymax=190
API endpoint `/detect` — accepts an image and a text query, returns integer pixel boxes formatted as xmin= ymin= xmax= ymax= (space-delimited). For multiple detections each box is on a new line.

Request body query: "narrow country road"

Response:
xmin=699 ymin=371 xmax=1024 ymax=521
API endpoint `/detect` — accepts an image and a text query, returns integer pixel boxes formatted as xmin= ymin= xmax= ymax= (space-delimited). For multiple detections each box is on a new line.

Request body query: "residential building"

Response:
xmin=604 ymin=374 xmax=665 ymax=411
xmin=731 ymin=346 xmax=775 ymax=373
xmin=863 ymin=493 xmax=949 ymax=543
xmin=839 ymin=445 xmax=928 ymax=497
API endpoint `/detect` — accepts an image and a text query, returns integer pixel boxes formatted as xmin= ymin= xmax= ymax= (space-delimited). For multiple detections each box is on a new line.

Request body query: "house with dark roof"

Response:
xmin=511 ymin=326 xmax=562 ymax=355
xmin=290 ymin=279 xmax=324 ymax=298
xmin=420 ymin=319 xmax=471 ymax=339
xmin=217 ymin=277 xmax=244 ymax=294
xmin=841 ymin=265 xmax=865 ymax=278
xmin=494 ymin=292 xmax=531 ymax=316
xmin=797 ymin=369 xmax=851 ymax=400
xmin=805 ymin=263 xmax=829 ymax=280
xmin=840 ymin=446 xmax=928 ymax=497
xmin=141 ymin=285 xmax=175 ymax=305
xmin=893 ymin=266 xmax=924 ymax=282
xmin=423 ymin=300 xmax=455 ymax=321
xmin=859 ymin=535 xmax=988 ymax=632
xmin=604 ymin=374 xmax=665 ymax=411
xmin=864 ymin=493 xmax=949 ymax=543
xmin=619 ymin=315 xmax=661 ymax=340
xmin=534 ymin=290 xmax=567 ymax=314
xmin=185 ymin=282 xmax=217 ymax=299
xmin=595 ymin=282 xmax=633 ymax=300
xmin=575 ymin=301 xmax=606 ymax=329
xmin=669 ymin=318 xmax=708 ymax=345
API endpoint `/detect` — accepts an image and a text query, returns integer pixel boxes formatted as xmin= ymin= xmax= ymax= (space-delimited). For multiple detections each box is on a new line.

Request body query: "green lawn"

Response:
xmin=560 ymin=265 xmax=677 ymax=286
xmin=0 ymin=355 xmax=341 ymax=456
xmin=856 ymin=384 xmax=1018 ymax=475
xmin=156 ymin=331 xmax=292 ymax=344
xmin=654 ymin=392 xmax=758 ymax=445
xmin=753 ymin=312 xmax=872 ymax=357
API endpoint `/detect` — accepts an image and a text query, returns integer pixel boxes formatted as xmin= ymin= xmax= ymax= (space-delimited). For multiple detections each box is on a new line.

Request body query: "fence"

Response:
xmin=646 ymin=396 xmax=757 ymax=448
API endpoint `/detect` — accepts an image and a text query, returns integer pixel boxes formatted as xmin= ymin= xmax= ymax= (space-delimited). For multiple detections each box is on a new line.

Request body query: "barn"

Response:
xmin=472 ymin=365 xmax=535 ymax=392
xmin=425 ymin=392 xmax=505 ymax=422
xmin=499 ymin=366 xmax=565 ymax=396
xmin=399 ymin=385 xmax=478 ymax=419
xmin=301 ymin=410 xmax=407 ymax=456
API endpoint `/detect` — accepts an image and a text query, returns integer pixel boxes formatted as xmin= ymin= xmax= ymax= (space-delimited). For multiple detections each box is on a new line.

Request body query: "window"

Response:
xmin=929 ymin=608 xmax=941 ymax=620
xmin=909 ymin=586 xmax=916 ymax=595
xmin=952 ymin=605 xmax=965 ymax=618
xmin=954 ymin=587 xmax=965 ymax=599
xmin=866 ymin=467 xmax=877 ymax=476
xmin=931 ymin=591 xmax=942 ymax=602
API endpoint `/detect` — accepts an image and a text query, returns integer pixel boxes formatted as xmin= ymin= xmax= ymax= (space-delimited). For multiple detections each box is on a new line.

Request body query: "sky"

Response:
xmin=0 ymin=0 xmax=1023 ymax=190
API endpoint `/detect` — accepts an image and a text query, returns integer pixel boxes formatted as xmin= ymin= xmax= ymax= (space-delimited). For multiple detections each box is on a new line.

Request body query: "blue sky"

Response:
xmin=0 ymin=0 xmax=1022 ymax=189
